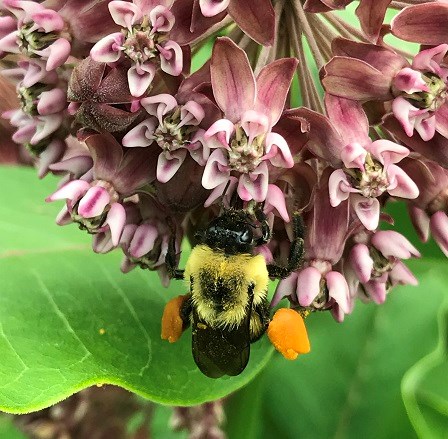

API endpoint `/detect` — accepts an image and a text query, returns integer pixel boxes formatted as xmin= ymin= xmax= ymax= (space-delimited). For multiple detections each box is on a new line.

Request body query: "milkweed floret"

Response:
xmin=90 ymin=0 xmax=183 ymax=97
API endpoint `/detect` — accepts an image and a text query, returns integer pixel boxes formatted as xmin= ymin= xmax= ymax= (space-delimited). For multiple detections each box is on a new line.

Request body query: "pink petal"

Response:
xmin=227 ymin=0 xmax=275 ymax=46
xmin=412 ymin=44 xmax=448 ymax=76
xmin=368 ymin=139 xmax=410 ymax=167
xmin=179 ymin=100 xmax=205 ymax=127
xmin=296 ymin=266 xmax=322 ymax=307
xmin=272 ymin=272 xmax=298 ymax=306
xmin=32 ymin=9 xmax=64 ymax=32
xmin=108 ymin=1 xmax=141 ymax=29
xmin=264 ymin=184 xmax=289 ymax=222
xmin=46 ymin=179 xmax=90 ymax=203
xmin=210 ymin=37 xmax=256 ymax=122
xmin=391 ymin=4 xmax=448 ymax=46
xmin=129 ymin=223 xmax=159 ymax=258
xmin=204 ymin=176 xmax=238 ymax=207
xmin=325 ymin=271 xmax=350 ymax=314
xmin=325 ymin=94 xmax=370 ymax=146
xmin=158 ymin=40 xmax=183 ymax=76
xmin=415 ymin=114 xmax=436 ymax=142
xmin=156 ymin=150 xmax=187 ymax=183
xmin=0 ymin=31 xmax=20 ymax=55
xmin=237 ymin=162 xmax=269 ymax=202
xmin=204 ymin=118 xmax=234 ymax=147
xmin=104 ymin=202 xmax=126 ymax=246
xmin=202 ymin=148 xmax=230 ymax=189
xmin=340 ymin=142 xmax=367 ymax=170
xmin=390 ymin=261 xmax=418 ymax=286
xmin=255 ymin=58 xmax=298 ymax=127
xmin=38 ymin=38 xmax=71 ymax=71
xmin=430 ymin=211 xmax=448 ymax=257
xmin=31 ymin=114 xmax=63 ymax=144
xmin=386 ymin=164 xmax=419 ymax=199
xmin=351 ymin=194 xmax=380 ymax=230
xmin=408 ymin=205 xmax=430 ymax=242
xmin=241 ymin=109 xmax=269 ymax=143
xmin=328 ymin=169 xmax=352 ymax=207
xmin=356 ymin=0 xmax=392 ymax=42
xmin=37 ymin=138 xmax=65 ymax=178
xmin=363 ymin=279 xmax=387 ymax=304
xmin=263 ymin=132 xmax=294 ymax=168
xmin=371 ymin=230 xmax=421 ymax=259
xmin=78 ymin=186 xmax=110 ymax=218
xmin=199 ymin=0 xmax=230 ymax=17
xmin=122 ymin=118 xmax=157 ymax=147
xmin=128 ymin=63 xmax=156 ymax=97
xmin=140 ymin=94 xmax=177 ymax=125
xmin=393 ymin=67 xmax=429 ymax=94
xmin=37 ymin=88 xmax=66 ymax=116
xmin=349 ymin=243 xmax=373 ymax=283
xmin=149 ymin=5 xmax=175 ymax=32
xmin=322 ymin=56 xmax=392 ymax=101
xmin=90 ymin=32 xmax=125 ymax=63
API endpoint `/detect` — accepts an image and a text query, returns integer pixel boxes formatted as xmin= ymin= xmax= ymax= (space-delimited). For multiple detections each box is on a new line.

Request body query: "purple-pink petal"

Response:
xmin=296 ymin=266 xmax=321 ymax=307
xmin=351 ymin=194 xmax=380 ymax=231
xmin=78 ymin=186 xmax=110 ymax=218
xmin=371 ymin=230 xmax=420 ymax=259
xmin=104 ymin=202 xmax=126 ymax=246
xmin=129 ymin=223 xmax=159 ymax=258
xmin=349 ymin=243 xmax=373 ymax=284
xmin=325 ymin=271 xmax=350 ymax=314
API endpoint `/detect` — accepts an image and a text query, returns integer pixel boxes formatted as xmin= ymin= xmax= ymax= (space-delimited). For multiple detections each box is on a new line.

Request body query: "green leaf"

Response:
xmin=225 ymin=260 xmax=447 ymax=439
xmin=0 ymin=167 xmax=273 ymax=413
xmin=402 ymin=305 xmax=448 ymax=438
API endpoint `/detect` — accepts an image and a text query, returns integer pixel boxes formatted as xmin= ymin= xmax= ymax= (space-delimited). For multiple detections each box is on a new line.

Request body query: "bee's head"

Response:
xmin=197 ymin=210 xmax=255 ymax=254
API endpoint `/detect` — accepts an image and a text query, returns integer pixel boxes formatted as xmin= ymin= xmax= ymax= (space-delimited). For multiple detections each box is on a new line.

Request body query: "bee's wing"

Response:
xmin=191 ymin=307 xmax=251 ymax=378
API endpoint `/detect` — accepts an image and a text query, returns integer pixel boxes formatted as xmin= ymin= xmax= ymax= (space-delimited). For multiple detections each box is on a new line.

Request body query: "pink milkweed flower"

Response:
xmin=46 ymin=131 xmax=157 ymax=246
xmin=171 ymin=0 xmax=275 ymax=46
xmin=301 ymin=95 xmax=419 ymax=230
xmin=122 ymin=93 xmax=208 ymax=183
xmin=273 ymin=169 xmax=353 ymax=321
xmin=322 ymin=39 xmax=448 ymax=142
xmin=400 ymin=157 xmax=448 ymax=257
xmin=90 ymin=0 xmax=184 ymax=97
xmin=349 ymin=229 xmax=420 ymax=286
xmin=201 ymin=37 xmax=299 ymax=206
xmin=0 ymin=0 xmax=71 ymax=71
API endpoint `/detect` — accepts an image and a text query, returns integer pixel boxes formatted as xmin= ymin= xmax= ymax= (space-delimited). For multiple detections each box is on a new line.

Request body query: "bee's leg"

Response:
xmin=267 ymin=213 xmax=305 ymax=279
xmin=249 ymin=299 xmax=271 ymax=343
xmin=267 ymin=308 xmax=310 ymax=359
xmin=165 ymin=233 xmax=185 ymax=280
xmin=161 ymin=293 xmax=192 ymax=343
xmin=254 ymin=207 xmax=271 ymax=245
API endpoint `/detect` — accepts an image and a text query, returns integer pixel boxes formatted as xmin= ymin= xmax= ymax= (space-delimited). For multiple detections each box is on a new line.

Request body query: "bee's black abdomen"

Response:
xmin=192 ymin=309 xmax=250 ymax=378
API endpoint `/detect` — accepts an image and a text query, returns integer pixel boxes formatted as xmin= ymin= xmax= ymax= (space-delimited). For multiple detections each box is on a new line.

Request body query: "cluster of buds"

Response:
xmin=1 ymin=0 xmax=447 ymax=351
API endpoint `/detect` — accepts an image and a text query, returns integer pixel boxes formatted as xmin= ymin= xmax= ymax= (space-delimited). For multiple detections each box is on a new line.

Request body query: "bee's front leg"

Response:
xmin=161 ymin=293 xmax=192 ymax=343
xmin=267 ymin=213 xmax=305 ymax=279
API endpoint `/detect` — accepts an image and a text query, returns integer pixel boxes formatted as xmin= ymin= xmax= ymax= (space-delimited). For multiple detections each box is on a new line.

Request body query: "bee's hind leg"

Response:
xmin=161 ymin=293 xmax=192 ymax=343
xmin=249 ymin=299 xmax=271 ymax=343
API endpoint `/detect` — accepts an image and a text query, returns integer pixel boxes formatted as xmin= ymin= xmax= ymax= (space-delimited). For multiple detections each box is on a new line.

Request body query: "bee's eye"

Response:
xmin=239 ymin=229 xmax=251 ymax=243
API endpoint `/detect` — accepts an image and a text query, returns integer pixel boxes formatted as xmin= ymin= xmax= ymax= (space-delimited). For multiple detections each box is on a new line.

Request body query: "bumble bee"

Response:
xmin=162 ymin=208 xmax=304 ymax=378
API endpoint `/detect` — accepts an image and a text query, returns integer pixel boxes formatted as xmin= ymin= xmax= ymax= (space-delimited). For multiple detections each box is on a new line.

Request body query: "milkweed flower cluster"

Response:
xmin=1 ymin=0 xmax=446 ymax=343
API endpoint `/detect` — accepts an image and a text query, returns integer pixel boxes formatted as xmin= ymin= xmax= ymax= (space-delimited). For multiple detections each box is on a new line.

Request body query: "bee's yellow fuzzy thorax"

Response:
xmin=184 ymin=245 xmax=269 ymax=327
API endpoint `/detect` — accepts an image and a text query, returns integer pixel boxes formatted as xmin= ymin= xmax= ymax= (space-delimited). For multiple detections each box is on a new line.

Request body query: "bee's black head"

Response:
xmin=197 ymin=210 xmax=255 ymax=254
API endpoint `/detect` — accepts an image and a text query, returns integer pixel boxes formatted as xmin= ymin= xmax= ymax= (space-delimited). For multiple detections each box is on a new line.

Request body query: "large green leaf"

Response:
xmin=225 ymin=260 xmax=448 ymax=439
xmin=402 ymin=305 xmax=448 ymax=438
xmin=0 ymin=167 xmax=273 ymax=413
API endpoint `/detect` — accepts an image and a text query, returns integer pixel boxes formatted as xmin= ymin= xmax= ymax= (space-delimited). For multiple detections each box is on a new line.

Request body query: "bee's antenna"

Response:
xmin=218 ymin=180 xmax=232 ymax=214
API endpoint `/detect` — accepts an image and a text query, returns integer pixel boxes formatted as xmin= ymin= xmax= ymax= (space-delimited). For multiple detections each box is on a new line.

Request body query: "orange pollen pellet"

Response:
xmin=161 ymin=294 xmax=188 ymax=343
xmin=267 ymin=308 xmax=311 ymax=360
